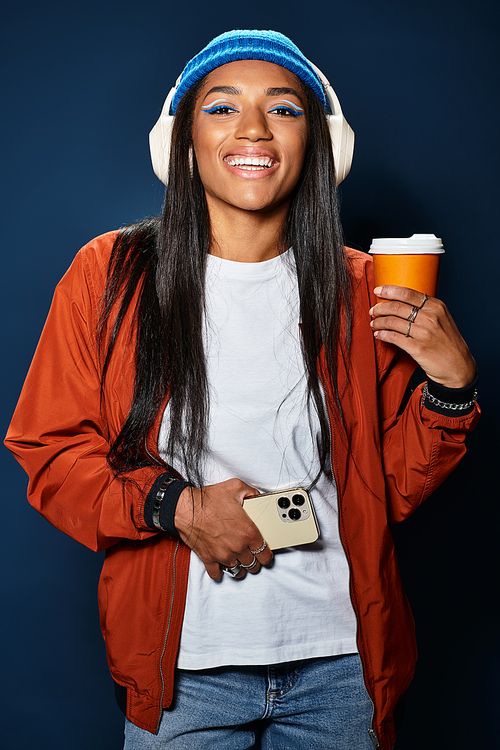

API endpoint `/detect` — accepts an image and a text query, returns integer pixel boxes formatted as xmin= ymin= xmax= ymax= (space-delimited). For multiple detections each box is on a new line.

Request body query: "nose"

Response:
xmin=234 ymin=107 xmax=272 ymax=141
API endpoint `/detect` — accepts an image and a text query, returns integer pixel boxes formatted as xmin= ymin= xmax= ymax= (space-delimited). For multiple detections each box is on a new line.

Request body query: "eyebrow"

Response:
xmin=203 ymin=85 xmax=303 ymax=99
xmin=266 ymin=87 xmax=302 ymax=98
xmin=204 ymin=86 xmax=241 ymax=97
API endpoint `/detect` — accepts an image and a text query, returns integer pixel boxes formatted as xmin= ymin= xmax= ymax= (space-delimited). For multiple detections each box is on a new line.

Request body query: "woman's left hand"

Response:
xmin=370 ymin=285 xmax=477 ymax=388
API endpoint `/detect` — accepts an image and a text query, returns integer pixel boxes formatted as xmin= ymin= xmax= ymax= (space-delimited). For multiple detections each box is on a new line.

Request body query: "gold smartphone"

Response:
xmin=243 ymin=488 xmax=319 ymax=551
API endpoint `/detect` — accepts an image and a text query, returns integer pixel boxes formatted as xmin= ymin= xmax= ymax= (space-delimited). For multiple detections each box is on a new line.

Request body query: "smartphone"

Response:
xmin=243 ymin=487 xmax=319 ymax=551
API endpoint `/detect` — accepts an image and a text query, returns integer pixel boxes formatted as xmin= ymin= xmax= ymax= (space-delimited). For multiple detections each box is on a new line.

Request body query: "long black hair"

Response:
xmin=98 ymin=75 xmax=352 ymax=487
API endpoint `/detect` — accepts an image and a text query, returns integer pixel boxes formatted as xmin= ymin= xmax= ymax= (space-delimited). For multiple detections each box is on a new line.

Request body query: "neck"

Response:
xmin=207 ymin=200 xmax=289 ymax=263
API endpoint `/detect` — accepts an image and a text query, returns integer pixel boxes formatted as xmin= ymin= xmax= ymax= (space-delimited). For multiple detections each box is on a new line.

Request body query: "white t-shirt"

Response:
xmin=159 ymin=250 xmax=357 ymax=669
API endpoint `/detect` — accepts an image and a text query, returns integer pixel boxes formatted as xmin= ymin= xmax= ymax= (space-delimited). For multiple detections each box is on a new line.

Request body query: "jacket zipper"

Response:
xmin=320 ymin=380 xmax=379 ymax=750
xmin=155 ymin=539 xmax=181 ymax=733
xmin=146 ymin=411 xmax=189 ymax=733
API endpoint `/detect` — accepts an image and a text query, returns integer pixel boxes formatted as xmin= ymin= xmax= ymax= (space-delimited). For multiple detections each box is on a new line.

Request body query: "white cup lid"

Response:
xmin=369 ymin=233 xmax=444 ymax=254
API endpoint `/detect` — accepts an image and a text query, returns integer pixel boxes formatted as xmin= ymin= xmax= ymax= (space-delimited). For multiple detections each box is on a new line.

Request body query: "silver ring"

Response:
xmin=240 ymin=556 xmax=258 ymax=570
xmin=418 ymin=293 xmax=428 ymax=309
xmin=249 ymin=540 xmax=268 ymax=556
xmin=407 ymin=306 xmax=419 ymax=323
xmin=224 ymin=564 xmax=242 ymax=577
xmin=405 ymin=321 xmax=412 ymax=337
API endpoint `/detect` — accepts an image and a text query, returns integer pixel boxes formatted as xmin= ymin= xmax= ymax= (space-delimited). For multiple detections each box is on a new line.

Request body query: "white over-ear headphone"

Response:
xmin=306 ymin=61 xmax=354 ymax=186
xmin=149 ymin=61 xmax=354 ymax=187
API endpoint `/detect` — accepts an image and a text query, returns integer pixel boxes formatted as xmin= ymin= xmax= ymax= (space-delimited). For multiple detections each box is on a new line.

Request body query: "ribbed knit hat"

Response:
xmin=171 ymin=30 xmax=326 ymax=113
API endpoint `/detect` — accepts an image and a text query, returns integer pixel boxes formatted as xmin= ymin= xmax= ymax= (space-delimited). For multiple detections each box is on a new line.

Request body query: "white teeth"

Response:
xmin=225 ymin=156 xmax=274 ymax=168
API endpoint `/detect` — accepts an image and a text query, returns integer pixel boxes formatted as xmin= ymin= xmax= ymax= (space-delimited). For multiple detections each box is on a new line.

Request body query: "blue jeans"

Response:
xmin=123 ymin=654 xmax=375 ymax=749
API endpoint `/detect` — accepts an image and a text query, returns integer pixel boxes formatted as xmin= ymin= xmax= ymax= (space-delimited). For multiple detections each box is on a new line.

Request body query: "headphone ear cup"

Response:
xmin=149 ymin=85 xmax=177 ymax=186
xmin=327 ymin=113 xmax=355 ymax=186
xmin=149 ymin=113 xmax=174 ymax=187
xmin=305 ymin=59 xmax=354 ymax=186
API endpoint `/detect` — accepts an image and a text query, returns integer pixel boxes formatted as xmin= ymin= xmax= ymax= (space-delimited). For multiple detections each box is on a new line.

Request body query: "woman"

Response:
xmin=5 ymin=30 xmax=479 ymax=750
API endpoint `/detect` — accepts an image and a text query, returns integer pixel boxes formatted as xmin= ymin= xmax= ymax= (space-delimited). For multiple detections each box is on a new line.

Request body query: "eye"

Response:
xmin=268 ymin=106 xmax=301 ymax=117
xmin=201 ymin=104 xmax=238 ymax=115
xmin=268 ymin=101 xmax=305 ymax=117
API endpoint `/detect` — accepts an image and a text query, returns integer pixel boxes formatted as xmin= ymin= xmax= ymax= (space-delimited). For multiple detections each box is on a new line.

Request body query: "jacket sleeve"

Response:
xmin=344 ymin=248 xmax=480 ymax=525
xmin=4 ymin=236 xmax=168 ymax=552
xmin=376 ymin=319 xmax=480 ymax=524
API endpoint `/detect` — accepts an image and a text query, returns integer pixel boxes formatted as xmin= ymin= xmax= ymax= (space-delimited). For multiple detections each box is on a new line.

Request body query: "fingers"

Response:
xmin=205 ymin=561 xmax=224 ymax=580
xmin=370 ymin=287 xmax=428 ymax=322
xmin=176 ymin=478 xmax=273 ymax=580
xmin=221 ymin=534 xmax=274 ymax=579
xmin=249 ymin=538 xmax=274 ymax=567
xmin=218 ymin=538 xmax=273 ymax=580
xmin=239 ymin=554 xmax=260 ymax=573
xmin=370 ymin=296 xmax=436 ymax=350
xmin=369 ymin=286 xmax=432 ymax=345
xmin=372 ymin=284 xmax=428 ymax=308
xmin=232 ymin=480 xmax=261 ymax=506
xmin=371 ymin=306 xmax=428 ymax=338
xmin=369 ymin=286 xmax=477 ymax=388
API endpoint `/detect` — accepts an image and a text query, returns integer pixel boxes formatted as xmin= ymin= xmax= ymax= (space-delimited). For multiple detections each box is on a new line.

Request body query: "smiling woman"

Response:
xmin=5 ymin=29 xmax=479 ymax=750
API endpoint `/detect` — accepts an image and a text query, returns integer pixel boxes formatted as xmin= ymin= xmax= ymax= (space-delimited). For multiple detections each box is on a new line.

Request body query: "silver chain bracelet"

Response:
xmin=422 ymin=382 xmax=478 ymax=411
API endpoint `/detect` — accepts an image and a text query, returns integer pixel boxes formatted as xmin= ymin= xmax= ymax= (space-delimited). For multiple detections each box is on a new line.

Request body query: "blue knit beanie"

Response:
xmin=171 ymin=30 xmax=326 ymax=113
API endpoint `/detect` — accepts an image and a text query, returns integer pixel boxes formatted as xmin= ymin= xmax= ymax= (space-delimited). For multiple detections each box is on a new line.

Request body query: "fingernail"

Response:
xmin=369 ymin=307 xmax=374 ymax=315
xmin=374 ymin=287 xmax=382 ymax=295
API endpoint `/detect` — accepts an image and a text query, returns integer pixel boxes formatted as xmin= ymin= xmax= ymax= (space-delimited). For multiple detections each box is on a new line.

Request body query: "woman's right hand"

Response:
xmin=174 ymin=478 xmax=274 ymax=579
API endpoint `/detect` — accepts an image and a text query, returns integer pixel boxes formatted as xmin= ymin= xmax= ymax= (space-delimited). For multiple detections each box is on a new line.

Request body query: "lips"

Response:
xmin=222 ymin=149 xmax=279 ymax=175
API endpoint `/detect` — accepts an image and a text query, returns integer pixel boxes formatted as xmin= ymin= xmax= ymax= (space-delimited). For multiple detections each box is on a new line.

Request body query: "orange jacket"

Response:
xmin=5 ymin=232 xmax=479 ymax=749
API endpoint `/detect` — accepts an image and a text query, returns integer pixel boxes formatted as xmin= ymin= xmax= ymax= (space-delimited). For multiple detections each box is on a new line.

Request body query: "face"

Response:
xmin=191 ymin=60 xmax=309 ymax=216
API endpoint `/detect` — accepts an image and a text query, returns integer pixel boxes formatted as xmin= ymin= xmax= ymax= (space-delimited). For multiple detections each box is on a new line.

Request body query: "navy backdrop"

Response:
xmin=2 ymin=1 xmax=498 ymax=747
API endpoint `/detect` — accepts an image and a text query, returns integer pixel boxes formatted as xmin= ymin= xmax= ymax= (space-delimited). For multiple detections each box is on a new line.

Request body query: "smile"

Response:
xmin=224 ymin=156 xmax=276 ymax=170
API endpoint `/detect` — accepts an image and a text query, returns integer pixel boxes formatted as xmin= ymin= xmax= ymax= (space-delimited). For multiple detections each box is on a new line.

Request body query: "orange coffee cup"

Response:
xmin=369 ymin=234 xmax=444 ymax=297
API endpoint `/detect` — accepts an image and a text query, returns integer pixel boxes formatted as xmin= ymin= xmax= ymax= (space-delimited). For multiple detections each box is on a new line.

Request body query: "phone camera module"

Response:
xmin=292 ymin=494 xmax=305 ymax=506
xmin=278 ymin=496 xmax=290 ymax=509
xmin=288 ymin=508 xmax=301 ymax=520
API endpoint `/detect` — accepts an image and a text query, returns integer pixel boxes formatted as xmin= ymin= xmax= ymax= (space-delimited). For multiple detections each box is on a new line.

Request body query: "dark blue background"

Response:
xmin=2 ymin=1 xmax=498 ymax=747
